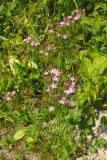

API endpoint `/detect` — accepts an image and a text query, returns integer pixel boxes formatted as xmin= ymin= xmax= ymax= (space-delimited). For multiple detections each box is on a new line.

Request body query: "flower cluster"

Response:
xmin=59 ymin=97 xmax=68 ymax=104
xmin=44 ymin=68 xmax=61 ymax=92
xmin=43 ymin=68 xmax=76 ymax=111
xmin=49 ymin=106 xmax=55 ymax=112
xmin=23 ymin=35 xmax=40 ymax=46
xmin=57 ymin=10 xmax=85 ymax=28
xmin=5 ymin=91 xmax=16 ymax=101
xmin=47 ymin=29 xmax=69 ymax=40
xmin=39 ymin=43 xmax=55 ymax=56
xmin=64 ymin=82 xmax=76 ymax=95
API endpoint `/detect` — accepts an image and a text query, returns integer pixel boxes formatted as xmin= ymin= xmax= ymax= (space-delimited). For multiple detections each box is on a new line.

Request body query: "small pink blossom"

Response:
xmin=52 ymin=76 xmax=59 ymax=82
xmin=62 ymin=34 xmax=68 ymax=40
xmin=70 ymin=82 xmax=76 ymax=88
xmin=54 ymin=94 xmax=59 ymax=98
xmin=50 ymin=69 xmax=60 ymax=77
xmin=34 ymin=42 xmax=40 ymax=46
xmin=64 ymin=82 xmax=76 ymax=95
xmin=6 ymin=96 xmax=11 ymax=101
xmin=64 ymin=88 xmax=75 ymax=95
xmin=70 ymin=77 xmax=75 ymax=81
xmin=47 ymin=46 xmax=51 ymax=51
xmin=5 ymin=91 xmax=16 ymax=101
xmin=73 ymin=12 xmax=81 ymax=21
xmin=23 ymin=35 xmax=40 ymax=46
xmin=47 ymin=44 xmax=53 ymax=51
xmin=64 ymin=16 xmax=73 ymax=22
xmin=44 ymin=71 xmax=48 ymax=76
xmin=31 ymin=41 xmax=40 ymax=46
xmin=31 ymin=41 xmax=35 ymax=46
xmin=59 ymin=21 xmax=66 ymax=27
xmin=11 ymin=91 xmax=16 ymax=96
xmin=68 ymin=16 xmax=73 ymax=20
xmin=51 ymin=83 xmax=57 ymax=89
xmin=46 ymin=87 xmax=51 ymax=92
xmin=5 ymin=92 xmax=11 ymax=101
xmin=48 ymin=29 xmax=54 ymax=33
xmin=49 ymin=106 xmax=55 ymax=112
xmin=27 ymin=36 xmax=32 ymax=41
xmin=23 ymin=35 xmax=32 ymax=42
xmin=66 ymin=22 xmax=70 ymax=26
xmin=59 ymin=97 xmax=68 ymax=104
xmin=23 ymin=38 xmax=28 ymax=42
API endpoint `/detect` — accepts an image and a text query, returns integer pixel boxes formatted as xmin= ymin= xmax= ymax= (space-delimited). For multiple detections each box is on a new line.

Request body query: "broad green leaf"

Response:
xmin=26 ymin=137 xmax=34 ymax=143
xmin=95 ymin=138 xmax=107 ymax=148
xmin=0 ymin=4 xmax=4 ymax=12
xmin=28 ymin=61 xmax=38 ymax=69
xmin=14 ymin=129 xmax=26 ymax=141
xmin=93 ymin=56 xmax=107 ymax=75
xmin=9 ymin=56 xmax=20 ymax=75
xmin=80 ymin=57 xmax=93 ymax=78
xmin=94 ymin=3 xmax=106 ymax=11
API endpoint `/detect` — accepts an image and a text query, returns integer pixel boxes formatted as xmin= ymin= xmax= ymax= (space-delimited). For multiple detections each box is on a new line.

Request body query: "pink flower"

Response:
xmin=74 ymin=12 xmax=81 ymax=21
xmin=52 ymin=76 xmax=59 ymax=82
xmin=59 ymin=21 xmax=66 ymax=27
xmin=6 ymin=96 xmax=11 ymax=101
xmin=31 ymin=41 xmax=40 ymax=46
xmin=47 ymin=44 xmax=53 ymax=51
xmin=23 ymin=38 xmax=28 ymax=42
xmin=70 ymin=82 xmax=76 ymax=88
xmin=50 ymin=69 xmax=60 ymax=77
xmin=11 ymin=91 xmax=16 ymax=96
xmin=66 ymin=22 xmax=70 ymax=26
xmin=51 ymin=83 xmax=57 ymax=89
xmin=48 ymin=29 xmax=54 ymax=33
xmin=64 ymin=82 xmax=76 ymax=95
xmin=64 ymin=88 xmax=74 ymax=95
xmin=27 ymin=35 xmax=32 ymax=41
xmin=31 ymin=41 xmax=35 ymax=46
xmin=5 ymin=92 xmax=11 ymax=101
xmin=44 ymin=71 xmax=48 ymax=75
xmin=49 ymin=106 xmax=55 ymax=112
xmin=54 ymin=94 xmax=59 ymax=98
xmin=59 ymin=97 xmax=68 ymax=104
xmin=23 ymin=35 xmax=32 ymax=42
xmin=62 ymin=34 xmax=68 ymax=40
xmin=23 ymin=35 xmax=40 ymax=46
xmin=70 ymin=77 xmax=75 ymax=81
xmin=68 ymin=16 xmax=73 ymax=20
xmin=34 ymin=42 xmax=40 ymax=46
xmin=46 ymin=87 xmax=51 ymax=92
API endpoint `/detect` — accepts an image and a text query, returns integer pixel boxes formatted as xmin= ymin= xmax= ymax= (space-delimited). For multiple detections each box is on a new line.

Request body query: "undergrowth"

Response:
xmin=0 ymin=0 xmax=107 ymax=160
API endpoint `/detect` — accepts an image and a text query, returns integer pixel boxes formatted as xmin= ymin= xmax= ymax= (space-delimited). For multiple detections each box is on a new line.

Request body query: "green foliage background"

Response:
xmin=0 ymin=0 xmax=107 ymax=159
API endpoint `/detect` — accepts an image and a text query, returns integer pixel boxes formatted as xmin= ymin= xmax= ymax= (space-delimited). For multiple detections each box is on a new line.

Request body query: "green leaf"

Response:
xmin=0 ymin=4 xmax=4 ymax=12
xmin=28 ymin=61 xmax=38 ymax=69
xmin=79 ymin=57 xmax=93 ymax=78
xmin=26 ymin=137 xmax=34 ymax=143
xmin=95 ymin=138 xmax=107 ymax=149
xmin=93 ymin=56 xmax=107 ymax=75
xmin=73 ymin=0 xmax=78 ymax=9
xmin=14 ymin=129 xmax=26 ymax=141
